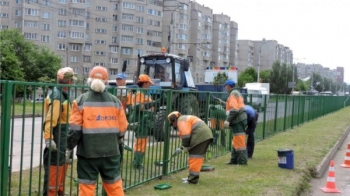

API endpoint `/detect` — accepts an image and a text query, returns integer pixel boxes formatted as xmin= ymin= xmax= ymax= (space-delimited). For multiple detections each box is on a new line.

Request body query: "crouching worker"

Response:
xmin=66 ymin=66 xmax=128 ymax=196
xmin=168 ymin=111 xmax=213 ymax=184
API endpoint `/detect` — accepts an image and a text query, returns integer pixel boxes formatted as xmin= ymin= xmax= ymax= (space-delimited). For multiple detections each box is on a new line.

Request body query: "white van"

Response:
xmin=245 ymin=86 xmax=269 ymax=112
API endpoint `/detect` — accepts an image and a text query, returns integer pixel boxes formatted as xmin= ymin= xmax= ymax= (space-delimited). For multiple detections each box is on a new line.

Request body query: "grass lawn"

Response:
xmin=123 ymin=107 xmax=350 ymax=196
xmin=0 ymin=102 xmax=44 ymax=116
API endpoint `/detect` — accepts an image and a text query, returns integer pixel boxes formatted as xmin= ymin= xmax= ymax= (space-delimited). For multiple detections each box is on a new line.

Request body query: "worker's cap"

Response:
xmin=224 ymin=80 xmax=236 ymax=87
xmin=116 ymin=73 xmax=127 ymax=79
xmin=57 ymin=67 xmax=77 ymax=80
xmin=137 ymin=74 xmax=154 ymax=84
xmin=167 ymin=111 xmax=181 ymax=123
xmin=89 ymin=66 xmax=108 ymax=80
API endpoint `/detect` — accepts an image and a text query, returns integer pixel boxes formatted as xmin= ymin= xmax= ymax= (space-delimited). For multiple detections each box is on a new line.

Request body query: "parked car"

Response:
xmin=31 ymin=98 xmax=44 ymax=103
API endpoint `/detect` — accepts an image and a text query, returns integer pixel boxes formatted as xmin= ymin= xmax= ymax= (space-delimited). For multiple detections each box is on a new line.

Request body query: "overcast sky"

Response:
xmin=196 ymin=0 xmax=350 ymax=83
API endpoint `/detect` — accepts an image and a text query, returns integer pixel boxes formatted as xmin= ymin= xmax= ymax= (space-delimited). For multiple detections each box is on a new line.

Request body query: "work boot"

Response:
xmin=225 ymin=161 xmax=238 ymax=165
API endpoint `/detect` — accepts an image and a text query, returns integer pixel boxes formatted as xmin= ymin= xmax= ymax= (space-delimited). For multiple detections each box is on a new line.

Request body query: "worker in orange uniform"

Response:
xmin=66 ymin=66 xmax=127 ymax=196
xmin=223 ymin=80 xmax=248 ymax=165
xmin=43 ymin=67 xmax=76 ymax=196
xmin=132 ymin=74 xmax=156 ymax=169
xmin=168 ymin=111 xmax=213 ymax=184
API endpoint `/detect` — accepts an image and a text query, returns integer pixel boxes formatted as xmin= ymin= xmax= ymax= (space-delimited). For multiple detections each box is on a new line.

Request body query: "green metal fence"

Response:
xmin=1 ymin=80 xmax=350 ymax=195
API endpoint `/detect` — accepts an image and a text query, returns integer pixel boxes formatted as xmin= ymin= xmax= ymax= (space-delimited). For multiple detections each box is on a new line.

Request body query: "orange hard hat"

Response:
xmin=90 ymin=66 xmax=108 ymax=80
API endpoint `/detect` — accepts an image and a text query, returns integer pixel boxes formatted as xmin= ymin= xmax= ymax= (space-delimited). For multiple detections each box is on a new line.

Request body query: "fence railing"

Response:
xmin=1 ymin=80 xmax=349 ymax=195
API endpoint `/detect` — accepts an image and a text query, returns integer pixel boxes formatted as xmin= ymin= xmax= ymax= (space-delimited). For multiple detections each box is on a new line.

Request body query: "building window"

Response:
xmin=122 ymin=13 xmax=133 ymax=21
xmin=69 ymin=19 xmax=85 ymax=27
xmin=57 ymin=31 xmax=66 ymax=38
xmin=114 ymin=4 xmax=118 ymax=10
xmin=58 ymin=20 xmax=66 ymax=27
xmin=95 ymin=17 xmax=107 ymax=22
xmin=16 ymin=0 xmax=22 ymax=3
xmin=15 ymin=21 xmax=21 ymax=28
xmin=84 ymin=44 xmax=91 ymax=51
xmin=83 ymin=56 xmax=91 ymax=62
xmin=58 ymin=9 xmax=67 ymax=16
xmin=113 ymin=15 xmax=118 ymax=21
xmin=136 ymin=16 xmax=144 ymax=23
xmin=83 ymin=67 xmax=91 ymax=74
xmin=70 ymin=31 xmax=84 ymax=38
xmin=24 ymin=32 xmax=37 ymax=40
xmin=136 ymin=27 xmax=143 ymax=34
xmin=41 ymin=12 xmax=51 ymax=19
xmin=147 ymin=9 xmax=162 ymax=16
xmin=95 ymin=40 xmax=106 ymax=44
xmin=122 ymin=24 xmax=133 ymax=32
xmin=15 ymin=9 xmax=22 ymax=16
xmin=59 ymin=0 xmax=67 ymax=3
xmin=42 ymin=0 xmax=50 ymax=6
xmin=95 ymin=29 xmax=107 ymax=34
xmin=134 ymin=49 xmax=143 ymax=55
xmin=121 ymin=35 xmax=133 ymax=42
xmin=0 ymin=25 xmax=8 ymax=29
xmin=112 ymin=37 xmax=117 ymax=43
xmin=110 ymin=58 xmax=118 ymax=64
xmin=122 ymin=2 xmax=134 ymax=9
xmin=72 ymin=0 xmax=85 ymax=3
xmin=136 ymin=5 xmax=144 ymax=12
xmin=136 ymin=38 xmax=143 ymax=45
xmin=121 ymin=47 xmax=132 ymax=55
xmin=57 ymin=43 xmax=66 ymax=50
xmin=71 ymin=44 xmax=80 ymax=51
xmin=94 ymin=62 xmax=105 ymax=66
xmin=41 ymin=35 xmax=50 ymax=42
xmin=110 ymin=46 xmax=118 ymax=53
xmin=25 ymin=8 xmax=39 ymax=16
xmin=41 ymin=24 xmax=50 ymax=31
xmin=70 ymin=56 xmax=79 ymax=62
xmin=94 ymin=51 xmax=106 ymax=56
xmin=96 ymin=6 xmax=107 ymax=11
xmin=112 ymin=26 xmax=118 ymax=32
xmin=110 ymin=69 xmax=118 ymax=75
xmin=24 ymin=20 xmax=38 ymax=28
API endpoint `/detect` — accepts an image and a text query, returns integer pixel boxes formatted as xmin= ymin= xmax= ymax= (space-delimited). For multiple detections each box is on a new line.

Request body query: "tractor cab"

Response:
xmin=137 ymin=48 xmax=196 ymax=90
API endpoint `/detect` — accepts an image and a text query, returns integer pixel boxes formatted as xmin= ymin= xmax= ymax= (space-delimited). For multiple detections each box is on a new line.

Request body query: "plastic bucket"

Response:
xmin=277 ymin=149 xmax=294 ymax=169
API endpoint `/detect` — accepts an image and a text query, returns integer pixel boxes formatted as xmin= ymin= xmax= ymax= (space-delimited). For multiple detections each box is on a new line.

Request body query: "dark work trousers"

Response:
xmin=246 ymin=113 xmax=258 ymax=158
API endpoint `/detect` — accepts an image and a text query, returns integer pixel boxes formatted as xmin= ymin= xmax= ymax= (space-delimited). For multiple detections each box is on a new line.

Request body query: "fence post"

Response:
xmin=0 ymin=81 xmax=12 ymax=196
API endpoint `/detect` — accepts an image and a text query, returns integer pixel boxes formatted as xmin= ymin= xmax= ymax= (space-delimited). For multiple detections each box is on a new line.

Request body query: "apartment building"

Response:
xmin=295 ymin=63 xmax=338 ymax=82
xmin=188 ymin=2 xmax=213 ymax=83
xmin=211 ymin=13 xmax=230 ymax=68
xmin=2 ymin=0 xmax=164 ymax=80
xmin=229 ymin=21 xmax=238 ymax=67
xmin=236 ymin=40 xmax=255 ymax=72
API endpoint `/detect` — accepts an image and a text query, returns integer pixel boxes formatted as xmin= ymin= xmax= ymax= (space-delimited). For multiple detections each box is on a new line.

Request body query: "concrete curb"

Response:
xmin=315 ymin=126 xmax=350 ymax=178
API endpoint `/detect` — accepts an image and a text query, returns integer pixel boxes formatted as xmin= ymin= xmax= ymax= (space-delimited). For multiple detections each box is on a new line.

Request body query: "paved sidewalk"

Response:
xmin=310 ymin=131 xmax=350 ymax=195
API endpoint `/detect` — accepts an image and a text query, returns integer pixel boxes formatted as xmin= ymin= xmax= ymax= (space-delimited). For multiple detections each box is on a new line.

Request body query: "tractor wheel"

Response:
xmin=178 ymin=94 xmax=199 ymax=116
xmin=153 ymin=110 xmax=166 ymax=142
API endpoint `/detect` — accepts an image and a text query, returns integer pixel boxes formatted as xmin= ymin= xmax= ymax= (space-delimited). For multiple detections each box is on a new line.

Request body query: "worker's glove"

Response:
xmin=45 ymin=139 xmax=57 ymax=151
xmin=182 ymin=146 xmax=189 ymax=153
xmin=224 ymin=121 xmax=230 ymax=128
xmin=174 ymin=147 xmax=183 ymax=156
xmin=226 ymin=111 xmax=230 ymax=116
xmin=65 ymin=149 xmax=72 ymax=164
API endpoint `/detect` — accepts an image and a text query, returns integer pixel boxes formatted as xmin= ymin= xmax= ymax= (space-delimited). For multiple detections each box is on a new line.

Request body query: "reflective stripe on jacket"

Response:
xmin=68 ymin=90 xmax=128 ymax=158
xmin=43 ymin=87 xmax=72 ymax=140
xmin=177 ymin=115 xmax=213 ymax=149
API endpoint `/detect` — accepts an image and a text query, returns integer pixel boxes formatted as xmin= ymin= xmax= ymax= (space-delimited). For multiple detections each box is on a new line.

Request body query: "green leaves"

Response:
xmin=0 ymin=29 xmax=61 ymax=82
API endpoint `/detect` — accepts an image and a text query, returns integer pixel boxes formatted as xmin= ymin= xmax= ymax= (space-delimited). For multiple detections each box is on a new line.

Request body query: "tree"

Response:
xmin=259 ymin=70 xmax=271 ymax=83
xmin=212 ymin=72 xmax=228 ymax=85
xmin=238 ymin=67 xmax=256 ymax=87
xmin=0 ymin=29 xmax=61 ymax=82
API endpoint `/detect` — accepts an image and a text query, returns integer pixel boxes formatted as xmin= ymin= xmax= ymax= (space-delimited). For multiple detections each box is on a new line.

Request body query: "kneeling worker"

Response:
xmin=168 ymin=111 xmax=213 ymax=184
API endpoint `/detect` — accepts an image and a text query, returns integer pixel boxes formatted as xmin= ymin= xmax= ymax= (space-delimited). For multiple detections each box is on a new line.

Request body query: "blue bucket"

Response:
xmin=277 ymin=149 xmax=294 ymax=169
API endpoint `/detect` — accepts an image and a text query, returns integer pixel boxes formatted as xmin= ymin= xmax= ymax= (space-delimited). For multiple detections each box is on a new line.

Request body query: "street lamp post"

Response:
xmin=257 ymin=39 xmax=266 ymax=82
